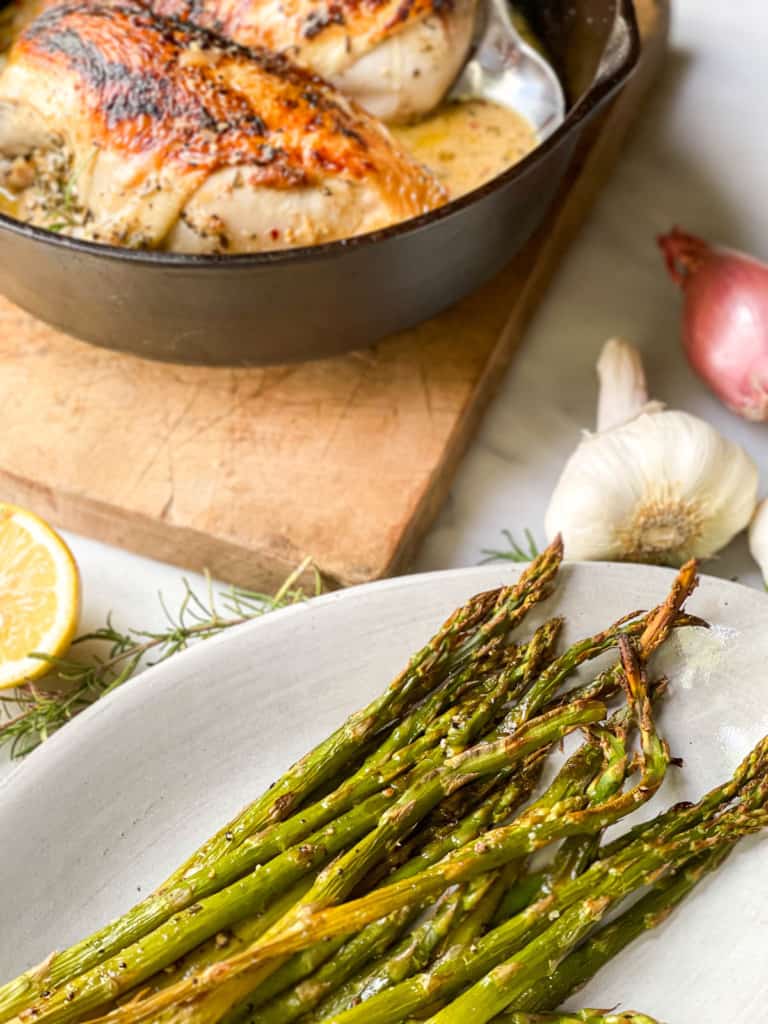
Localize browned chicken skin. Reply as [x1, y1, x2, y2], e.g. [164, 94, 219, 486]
[2, 0, 477, 121]
[148, 0, 478, 121]
[0, 0, 446, 250]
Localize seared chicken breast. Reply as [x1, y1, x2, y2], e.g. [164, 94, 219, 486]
[150, 0, 478, 122]
[2, 0, 478, 122]
[0, 1, 445, 251]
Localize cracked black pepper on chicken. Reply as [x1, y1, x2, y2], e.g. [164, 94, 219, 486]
[0, 0, 537, 254]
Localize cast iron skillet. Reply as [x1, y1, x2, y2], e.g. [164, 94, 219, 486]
[0, 0, 640, 365]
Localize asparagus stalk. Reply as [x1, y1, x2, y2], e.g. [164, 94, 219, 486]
[489, 871, 545, 926]
[508, 558, 698, 733]
[438, 706, 632, 937]
[2, 554, 707, 1024]
[445, 666, 526, 756]
[520, 617, 566, 685]
[307, 863, 519, 1024]
[484, 642, 663, 918]
[550, 564, 700, 714]
[0, 550, 564, 1024]
[172, 540, 564, 877]
[423, 890, 628, 1023]
[298, 806, 763, 1024]
[250, 890, 466, 1024]
[436, 861, 521, 955]
[538, 708, 637, 896]
[221, 649, 663, 995]
[7, 711, 467, 1021]
[244, 577, 692, 1024]
[375, 606, 649, 899]
[422, 810, 764, 1024]
[213, 677, 647, 980]
[222, 691, 553, 1024]
[225, 908, 410, 1024]
[339, 888, 466, 991]
[72, 569, 688, 1024]
[482, 771, 746, 1020]
[135, 878, 314, 996]
[371, 746, 549, 893]
[498, 1012, 661, 1023]
[56, 701, 762, 1024]
[15, 698, 603, 1024]
[282, 658, 655, 1024]
[290, 697, 605, 916]
[194, 701, 605, 1024]
[599, 733, 768, 859]
[446, 619, 563, 753]
[8, 731, 436, 1020]
[0, 644, 522, 1022]
[501, 612, 643, 730]
[364, 633, 558, 890]
[373, 752, 547, 887]
[492, 637, 670, 933]
[9, 788, 397, 1024]
[78, 650, 673, 1024]
[222, 764, 543, 1024]
[488, 717, 629, 928]
[511, 844, 733, 1014]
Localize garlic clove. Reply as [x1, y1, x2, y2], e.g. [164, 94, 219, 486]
[749, 498, 768, 587]
[545, 340, 759, 566]
[596, 337, 652, 431]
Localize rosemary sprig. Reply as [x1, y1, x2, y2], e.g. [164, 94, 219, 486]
[481, 529, 541, 564]
[0, 559, 321, 759]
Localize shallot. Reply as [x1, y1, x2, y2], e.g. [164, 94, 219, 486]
[659, 227, 768, 421]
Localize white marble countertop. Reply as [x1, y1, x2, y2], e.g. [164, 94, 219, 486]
[2, 0, 767, 779]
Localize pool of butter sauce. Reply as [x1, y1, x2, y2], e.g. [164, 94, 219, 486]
[0, 99, 537, 229]
[393, 98, 537, 200]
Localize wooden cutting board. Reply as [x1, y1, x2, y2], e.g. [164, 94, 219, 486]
[0, 1, 668, 590]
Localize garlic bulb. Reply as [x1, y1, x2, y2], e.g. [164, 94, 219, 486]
[748, 499, 768, 585]
[545, 338, 759, 565]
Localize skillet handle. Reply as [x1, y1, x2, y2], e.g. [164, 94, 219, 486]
[572, 0, 641, 115]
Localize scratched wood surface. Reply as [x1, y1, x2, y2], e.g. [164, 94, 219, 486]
[0, 1, 667, 589]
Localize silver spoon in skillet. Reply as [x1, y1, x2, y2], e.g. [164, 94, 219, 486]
[448, 0, 566, 140]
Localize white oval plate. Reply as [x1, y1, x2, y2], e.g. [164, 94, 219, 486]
[1, 563, 767, 1022]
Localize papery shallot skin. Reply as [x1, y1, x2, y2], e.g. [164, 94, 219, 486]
[660, 227, 768, 422]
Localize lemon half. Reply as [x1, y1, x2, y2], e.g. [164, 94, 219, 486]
[0, 503, 80, 689]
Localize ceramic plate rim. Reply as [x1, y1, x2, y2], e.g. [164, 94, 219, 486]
[2, 559, 765, 797]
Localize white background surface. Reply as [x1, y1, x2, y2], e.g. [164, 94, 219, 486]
[2, 0, 768, 779]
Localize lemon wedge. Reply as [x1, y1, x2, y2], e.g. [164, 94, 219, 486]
[0, 503, 80, 689]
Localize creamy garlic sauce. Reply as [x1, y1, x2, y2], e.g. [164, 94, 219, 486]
[393, 99, 537, 200]
[0, 1, 540, 232]
[0, 98, 537, 232]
